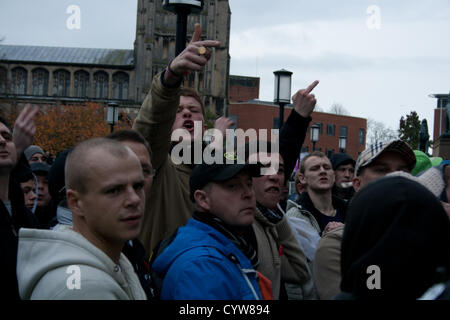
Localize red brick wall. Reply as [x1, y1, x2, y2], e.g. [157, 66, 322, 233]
[228, 76, 259, 102]
[434, 108, 446, 142]
[229, 102, 366, 160]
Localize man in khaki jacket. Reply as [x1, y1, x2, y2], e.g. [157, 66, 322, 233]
[132, 24, 232, 255]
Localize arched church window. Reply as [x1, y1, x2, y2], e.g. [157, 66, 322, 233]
[53, 69, 70, 96]
[11, 67, 27, 95]
[112, 71, 129, 100]
[0, 67, 7, 94]
[74, 70, 89, 97]
[32, 68, 49, 96]
[94, 71, 109, 99]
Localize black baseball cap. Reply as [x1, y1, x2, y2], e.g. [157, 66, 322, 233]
[30, 162, 50, 175]
[189, 161, 262, 202]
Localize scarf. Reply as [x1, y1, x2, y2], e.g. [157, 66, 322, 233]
[256, 203, 284, 224]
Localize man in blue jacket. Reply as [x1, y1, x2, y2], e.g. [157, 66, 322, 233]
[152, 155, 264, 300]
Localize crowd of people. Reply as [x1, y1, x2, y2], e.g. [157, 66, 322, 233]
[2, 24, 450, 300]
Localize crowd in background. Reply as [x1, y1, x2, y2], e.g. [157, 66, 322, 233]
[1, 24, 450, 300]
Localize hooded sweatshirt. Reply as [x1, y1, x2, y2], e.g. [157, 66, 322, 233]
[339, 176, 450, 299]
[17, 226, 147, 300]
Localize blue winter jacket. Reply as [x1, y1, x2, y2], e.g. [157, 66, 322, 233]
[152, 218, 262, 300]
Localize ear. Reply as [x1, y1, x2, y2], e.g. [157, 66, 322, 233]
[295, 182, 303, 195]
[298, 172, 307, 185]
[352, 176, 361, 192]
[66, 189, 84, 218]
[194, 189, 210, 212]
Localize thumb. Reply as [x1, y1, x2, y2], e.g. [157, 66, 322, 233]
[190, 23, 202, 43]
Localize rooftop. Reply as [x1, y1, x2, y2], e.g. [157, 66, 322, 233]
[0, 45, 134, 67]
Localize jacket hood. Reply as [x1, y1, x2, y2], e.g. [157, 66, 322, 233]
[152, 219, 251, 278]
[286, 199, 301, 211]
[341, 176, 450, 299]
[17, 226, 137, 299]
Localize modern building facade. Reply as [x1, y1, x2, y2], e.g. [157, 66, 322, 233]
[228, 75, 367, 160]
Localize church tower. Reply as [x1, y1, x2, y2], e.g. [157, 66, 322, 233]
[134, 0, 231, 115]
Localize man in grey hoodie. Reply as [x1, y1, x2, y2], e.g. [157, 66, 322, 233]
[17, 138, 147, 300]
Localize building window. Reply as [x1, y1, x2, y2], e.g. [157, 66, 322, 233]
[112, 72, 129, 100]
[326, 124, 335, 136]
[74, 70, 90, 97]
[11, 67, 27, 95]
[301, 146, 309, 153]
[359, 128, 365, 146]
[0, 67, 6, 94]
[53, 69, 70, 97]
[340, 125, 348, 137]
[94, 71, 109, 99]
[32, 68, 49, 96]
[314, 122, 323, 135]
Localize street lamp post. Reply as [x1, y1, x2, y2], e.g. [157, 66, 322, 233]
[273, 69, 293, 129]
[107, 102, 119, 133]
[310, 123, 320, 151]
[162, 0, 204, 55]
[339, 135, 347, 153]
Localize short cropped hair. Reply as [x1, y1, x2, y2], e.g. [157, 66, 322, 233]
[106, 129, 152, 158]
[65, 138, 131, 194]
[180, 87, 206, 119]
[298, 151, 328, 174]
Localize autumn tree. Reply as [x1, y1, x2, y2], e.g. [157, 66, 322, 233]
[2, 102, 133, 156]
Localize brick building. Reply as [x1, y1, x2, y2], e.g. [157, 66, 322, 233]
[431, 93, 449, 141]
[228, 75, 367, 160]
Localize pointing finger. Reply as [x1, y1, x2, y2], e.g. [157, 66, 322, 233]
[305, 80, 319, 95]
[190, 23, 202, 43]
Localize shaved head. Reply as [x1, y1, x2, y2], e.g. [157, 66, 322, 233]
[65, 138, 136, 194]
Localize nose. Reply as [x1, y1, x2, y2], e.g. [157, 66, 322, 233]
[181, 108, 192, 118]
[125, 186, 143, 208]
[241, 183, 254, 199]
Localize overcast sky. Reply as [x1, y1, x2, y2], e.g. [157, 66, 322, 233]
[1, 0, 449, 133]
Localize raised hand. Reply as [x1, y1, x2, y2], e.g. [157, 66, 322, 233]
[213, 116, 235, 136]
[292, 80, 319, 118]
[13, 104, 39, 156]
[164, 23, 220, 84]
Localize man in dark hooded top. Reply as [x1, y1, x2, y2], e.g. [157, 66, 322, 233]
[337, 175, 450, 299]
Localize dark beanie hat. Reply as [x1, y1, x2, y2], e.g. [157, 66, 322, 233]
[330, 153, 355, 171]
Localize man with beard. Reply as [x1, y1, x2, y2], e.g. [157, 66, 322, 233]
[132, 24, 233, 255]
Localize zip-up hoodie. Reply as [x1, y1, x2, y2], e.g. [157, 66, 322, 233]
[152, 218, 262, 300]
[17, 226, 147, 300]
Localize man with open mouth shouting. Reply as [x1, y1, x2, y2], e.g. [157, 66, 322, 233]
[132, 23, 234, 256]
